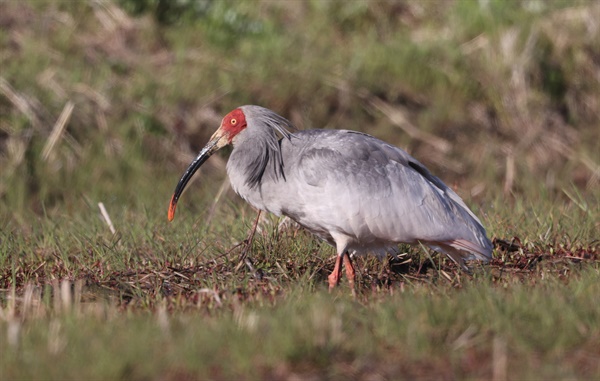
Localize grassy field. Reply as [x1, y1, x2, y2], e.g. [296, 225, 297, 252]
[1, 1, 599, 380]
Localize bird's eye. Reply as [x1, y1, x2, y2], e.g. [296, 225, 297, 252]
[230, 118, 237, 125]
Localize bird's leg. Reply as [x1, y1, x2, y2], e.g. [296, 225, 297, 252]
[328, 251, 356, 292]
[235, 210, 262, 277]
[328, 254, 344, 290]
[343, 252, 356, 289]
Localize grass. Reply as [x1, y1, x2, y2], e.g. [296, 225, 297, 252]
[1, 191, 598, 380]
[1, 269, 599, 380]
[1, 0, 599, 380]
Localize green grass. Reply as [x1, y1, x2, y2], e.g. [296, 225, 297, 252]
[1, 0, 599, 379]
[1, 270, 599, 380]
[1, 190, 598, 379]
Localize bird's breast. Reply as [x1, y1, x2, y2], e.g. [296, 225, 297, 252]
[226, 158, 287, 216]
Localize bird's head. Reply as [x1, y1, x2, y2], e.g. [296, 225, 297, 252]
[215, 107, 248, 144]
[167, 107, 248, 221]
[168, 105, 293, 222]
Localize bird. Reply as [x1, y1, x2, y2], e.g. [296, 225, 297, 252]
[168, 105, 493, 290]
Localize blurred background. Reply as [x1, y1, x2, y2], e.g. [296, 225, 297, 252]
[1, 0, 598, 222]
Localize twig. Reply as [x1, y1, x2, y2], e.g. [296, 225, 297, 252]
[42, 101, 74, 160]
[0, 77, 40, 128]
[275, 261, 290, 280]
[323, 79, 450, 153]
[197, 288, 222, 307]
[367, 96, 452, 153]
[503, 148, 515, 195]
[98, 202, 116, 234]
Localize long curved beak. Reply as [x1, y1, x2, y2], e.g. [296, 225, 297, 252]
[168, 134, 223, 221]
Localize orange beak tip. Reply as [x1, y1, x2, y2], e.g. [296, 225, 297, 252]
[168, 196, 177, 222]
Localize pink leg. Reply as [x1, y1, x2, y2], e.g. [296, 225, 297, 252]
[343, 253, 356, 288]
[328, 254, 344, 290]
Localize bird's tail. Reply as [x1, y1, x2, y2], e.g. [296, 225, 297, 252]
[427, 238, 493, 271]
[436, 188, 494, 270]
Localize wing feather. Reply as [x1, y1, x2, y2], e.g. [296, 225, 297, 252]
[280, 129, 491, 260]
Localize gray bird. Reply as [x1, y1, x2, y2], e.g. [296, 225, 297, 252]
[168, 105, 493, 289]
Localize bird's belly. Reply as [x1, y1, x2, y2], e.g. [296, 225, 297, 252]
[301, 223, 402, 259]
[290, 209, 412, 255]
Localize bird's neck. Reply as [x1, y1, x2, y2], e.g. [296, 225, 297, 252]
[227, 135, 285, 192]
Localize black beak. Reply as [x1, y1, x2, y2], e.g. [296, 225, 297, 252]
[168, 136, 221, 221]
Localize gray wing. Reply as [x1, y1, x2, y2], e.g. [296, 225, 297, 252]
[280, 129, 492, 261]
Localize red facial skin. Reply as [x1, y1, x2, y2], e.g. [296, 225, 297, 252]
[221, 108, 247, 143]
